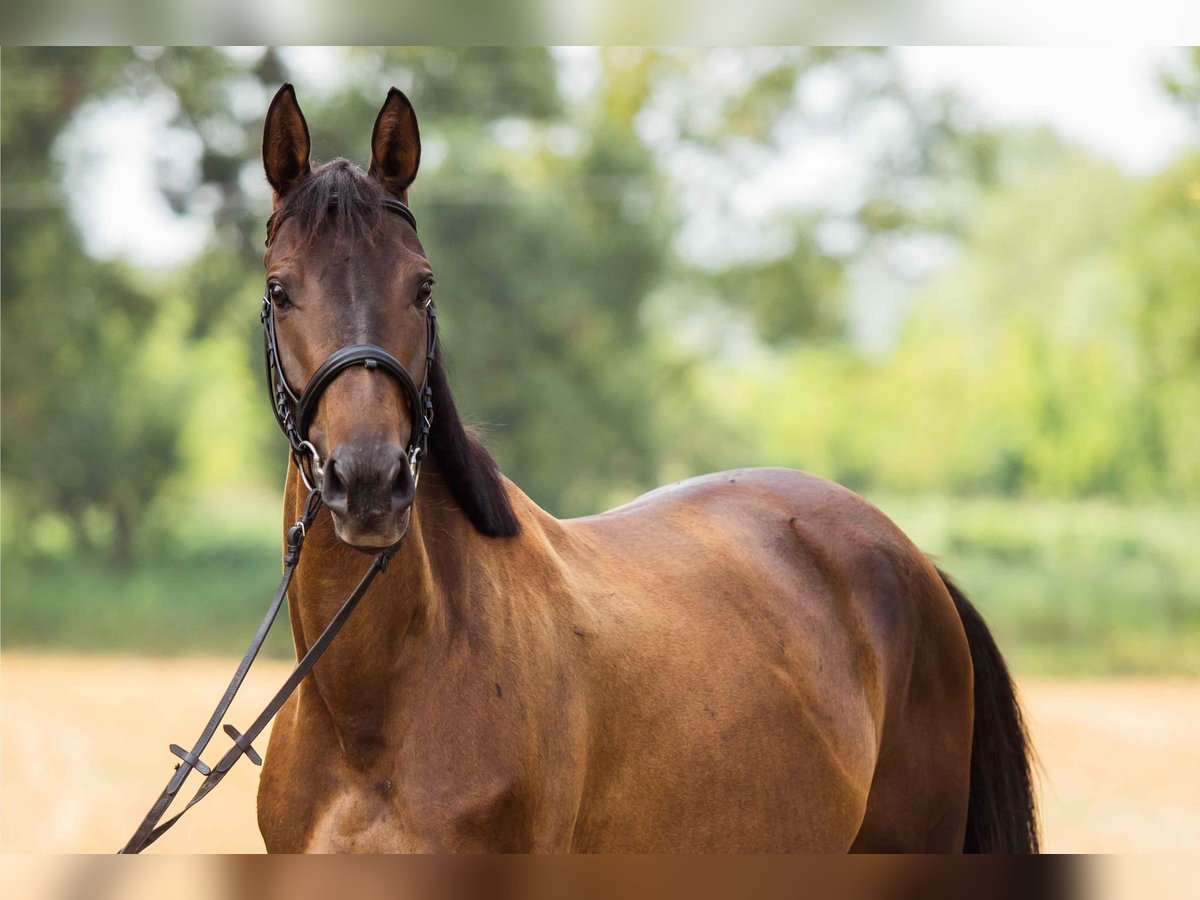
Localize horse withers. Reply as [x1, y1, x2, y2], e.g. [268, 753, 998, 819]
[254, 83, 1038, 853]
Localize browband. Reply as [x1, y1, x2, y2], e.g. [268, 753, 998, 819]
[379, 196, 417, 231]
[265, 192, 417, 246]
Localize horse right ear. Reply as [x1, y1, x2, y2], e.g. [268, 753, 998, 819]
[262, 83, 311, 196]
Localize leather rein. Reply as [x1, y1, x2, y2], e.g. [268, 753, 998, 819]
[118, 196, 433, 854]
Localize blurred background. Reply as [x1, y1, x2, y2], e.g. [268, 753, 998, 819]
[1, 47, 1198, 853]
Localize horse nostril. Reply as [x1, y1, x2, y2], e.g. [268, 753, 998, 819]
[391, 456, 416, 512]
[322, 457, 348, 511]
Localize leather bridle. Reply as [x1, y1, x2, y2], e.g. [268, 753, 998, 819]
[261, 195, 437, 494]
[119, 195, 433, 854]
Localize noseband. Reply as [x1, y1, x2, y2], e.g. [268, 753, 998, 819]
[260, 195, 437, 492]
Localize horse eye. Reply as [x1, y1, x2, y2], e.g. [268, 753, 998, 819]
[268, 282, 291, 308]
[416, 279, 434, 305]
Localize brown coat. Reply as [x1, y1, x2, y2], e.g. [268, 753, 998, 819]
[258, 462, 972, 852]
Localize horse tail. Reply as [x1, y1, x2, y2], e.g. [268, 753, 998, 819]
[938, 567, 1040, 853]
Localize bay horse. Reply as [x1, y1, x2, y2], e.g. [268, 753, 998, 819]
[255, 84, 1038, 853]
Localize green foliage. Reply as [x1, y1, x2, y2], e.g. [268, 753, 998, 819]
[2, 48, 1197, 675]
[705, 233, 845, 343]
[1, 48, 189, 564]
[1159, 47, 1200, 121]
[712, 152, 1200, 501]
[409, 61, 672, 511]
[1121, 155, 1200, 496]
[1, 488, 292, 657]
[873, 494, 1200, 676]
[2, 47, 673, 547]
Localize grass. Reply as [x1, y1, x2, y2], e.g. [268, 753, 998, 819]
[3, 492, 1198, 676]
[1, 487, 296, 659]
[867, 493, 1200, 677]
[1, 533, 296, 659]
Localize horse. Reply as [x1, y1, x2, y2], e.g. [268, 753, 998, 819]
[254, 83, 1038, 853]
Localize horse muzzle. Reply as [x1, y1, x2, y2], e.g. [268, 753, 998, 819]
[319, 440, 415, 549]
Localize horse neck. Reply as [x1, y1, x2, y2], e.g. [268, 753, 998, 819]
[280, 454, 531, 755]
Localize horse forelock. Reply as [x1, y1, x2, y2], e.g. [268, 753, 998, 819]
[266, 159, 385, 249]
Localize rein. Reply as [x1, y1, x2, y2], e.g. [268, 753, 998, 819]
[119, 196, 431, 854]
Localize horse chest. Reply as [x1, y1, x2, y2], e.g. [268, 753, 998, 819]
[291, 760, 545, 853]
[260, 693, 569, 852]
[301, 782, 410, 852]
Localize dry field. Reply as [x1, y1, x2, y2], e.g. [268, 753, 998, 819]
[1, 653, 1197, 853]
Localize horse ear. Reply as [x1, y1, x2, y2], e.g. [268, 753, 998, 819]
[262, 83, 311, 196]
[369, 87, 421, 197]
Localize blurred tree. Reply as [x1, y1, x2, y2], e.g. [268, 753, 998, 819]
[3, 47, 676, 527]
[884, 156, 1151, 496]
[717, 150, 1200, 500]
[1159, 47, 1200, 121]
[1121, 153, 1200, 496]
[7, 46, 1193, 572]
[589, 48, 1046, 349]
[1, 48, 186, 565]
[133, 49, 1055, 516]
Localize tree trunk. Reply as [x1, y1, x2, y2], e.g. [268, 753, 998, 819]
[109, 500, 136, 571]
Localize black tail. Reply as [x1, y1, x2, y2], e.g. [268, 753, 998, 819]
[938, 568, 1040, 853]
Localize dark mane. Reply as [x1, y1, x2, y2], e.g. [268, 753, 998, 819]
[267, 159, 520, 538]
[266, 159, 384, 248]
[427, 346, 521, 538]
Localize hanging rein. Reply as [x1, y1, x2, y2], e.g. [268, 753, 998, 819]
[119, 196, 434, 854]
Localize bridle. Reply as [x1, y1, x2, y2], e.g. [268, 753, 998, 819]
[119, 195, 433, 854]
[261, 194, 437, 495]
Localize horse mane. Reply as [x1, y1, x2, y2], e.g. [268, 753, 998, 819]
[427, 349, 521, 537]
[268, 159, 521, 538]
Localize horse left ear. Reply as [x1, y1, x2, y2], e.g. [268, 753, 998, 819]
[369, 87, 421, 197]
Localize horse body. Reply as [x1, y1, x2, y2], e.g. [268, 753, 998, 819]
[258, 463, 973, 852]
[252, 83, 1036, 853]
